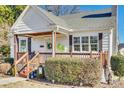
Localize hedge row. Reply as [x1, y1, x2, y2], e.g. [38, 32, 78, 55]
[45, 57, 102, 87]
[111, 54, 124, 78]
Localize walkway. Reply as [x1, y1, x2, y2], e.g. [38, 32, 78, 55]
[0, 77, 26, 85]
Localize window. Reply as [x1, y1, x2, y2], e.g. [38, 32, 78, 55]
[90, 36, 98, 51]
[73, 37, 80, 51]
[20, 40, 27, 52]
[82, 37, 89, 51]
[73, 35, 98, 52]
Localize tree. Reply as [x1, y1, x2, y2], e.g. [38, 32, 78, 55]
[41, 5, 80, 16]
[0, 5, 26, 47]
[0, 5, 26, 26]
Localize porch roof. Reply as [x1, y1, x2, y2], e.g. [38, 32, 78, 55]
[14, 31, 62, 37]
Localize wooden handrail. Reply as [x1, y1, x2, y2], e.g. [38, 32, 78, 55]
[29, 52, 39, 64]
[15, 52, 28, 65]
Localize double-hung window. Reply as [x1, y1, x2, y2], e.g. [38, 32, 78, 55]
[73, 35, 98, 52]
[19, 39, 27, 52]
[90, 36, 98, 51]
[73, 37, 80, 51]
[81, 36, 89, 51]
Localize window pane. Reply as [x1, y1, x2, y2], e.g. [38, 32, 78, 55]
[90, 36, 97, 43]
[91, 44, 97, 51]
[82, 45, 89, 51]
[74, 45, 80, 51]
[20, 40, 26, 52]
[74, 37, 80, 44]
[82, 37, 88, 43]
[21, 40, 26, 46]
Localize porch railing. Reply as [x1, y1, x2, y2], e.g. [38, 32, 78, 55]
[17, 51, 108, 66]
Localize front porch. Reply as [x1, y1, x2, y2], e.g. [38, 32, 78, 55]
[13, 28, 110, 82]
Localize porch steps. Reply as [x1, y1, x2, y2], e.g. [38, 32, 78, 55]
[15, 52, 40, 78]
[19, 67, 33, 78]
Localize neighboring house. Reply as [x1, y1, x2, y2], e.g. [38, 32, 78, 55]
[119, 43, 124, 55]
[9, 5, 118, 60]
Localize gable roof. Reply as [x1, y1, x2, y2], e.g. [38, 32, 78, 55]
[11, 5, 116, 33]
[35, 6, 69, 30]
[37, 6, 115, 31]
[60, 8, 115, 30]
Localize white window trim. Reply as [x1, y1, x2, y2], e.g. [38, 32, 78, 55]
[72, 35, 99, 53]
[72, 37, 81, 53]
[19, 38, 28, 52]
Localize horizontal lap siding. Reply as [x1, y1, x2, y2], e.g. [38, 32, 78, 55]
[71, 31, 110, 52]
[14, 7, 52, 33]
[102, 33, 109, 52]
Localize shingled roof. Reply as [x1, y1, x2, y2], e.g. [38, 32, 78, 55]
[37, 6, 115, 31]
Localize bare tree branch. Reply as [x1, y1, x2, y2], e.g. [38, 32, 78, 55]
[40, 5, 80, 16]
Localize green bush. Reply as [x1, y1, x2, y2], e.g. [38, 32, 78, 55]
[111, 55, 124, 78]
[0, 45, 10, 57]
[45, 57, 101, 87]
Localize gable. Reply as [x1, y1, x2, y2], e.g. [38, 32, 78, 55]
[12, 6, 54, 34]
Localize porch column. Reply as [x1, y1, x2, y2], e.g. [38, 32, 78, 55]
[107, 29, 113, 84]
[14, 35, 19, 76]
[52, 31, 56, 57]
[14, 35, 19, 61]
[108, 29, 113, 67]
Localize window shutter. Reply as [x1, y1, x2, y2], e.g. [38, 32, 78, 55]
[69, 35, 72, 52]
[28, 37, 31, 53]
[16, 36, 19, 52]
[99, 33, 103, 51]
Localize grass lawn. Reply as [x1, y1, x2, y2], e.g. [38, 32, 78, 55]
[0, 80, 72, 88]
[0, 79, 124, 88]
[0, 74, 124, 88]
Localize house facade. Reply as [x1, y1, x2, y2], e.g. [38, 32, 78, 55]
[9, 5, 118, 60]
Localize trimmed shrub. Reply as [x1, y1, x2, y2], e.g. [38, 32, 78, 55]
[0, 63, 11, 74]
[45, 57, 101, 87]
[111, 55, 124, 79]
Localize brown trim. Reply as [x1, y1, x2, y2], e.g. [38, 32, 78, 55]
[28, 37, 31, 53]
[39, 52, 99, 55]
[14, 35, 18, 61]
[15, 31, 61, 36]
[16, 36, 19, 52]
[99, 33, 103, 52]
[69, 35, 73, 52]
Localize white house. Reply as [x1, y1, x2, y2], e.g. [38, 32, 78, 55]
[9, 5, 118, 61]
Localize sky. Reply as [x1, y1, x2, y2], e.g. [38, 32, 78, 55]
[80, 5, 124, 43]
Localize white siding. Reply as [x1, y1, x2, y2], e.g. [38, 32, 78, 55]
[102, 33, 109, 51]
[13, 7, 53, 34]
[20, 35, 69, 53]
[71, 31, 110, 52]
[31, 37, 47, 53]
[13, 31, 111, 55]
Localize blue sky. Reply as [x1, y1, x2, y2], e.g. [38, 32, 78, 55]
[80, 5, 124, 43]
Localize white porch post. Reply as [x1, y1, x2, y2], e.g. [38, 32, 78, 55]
[107, 28, 113, 83]
[108, 28, 113, 67]
[52, 31, 55, 57]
